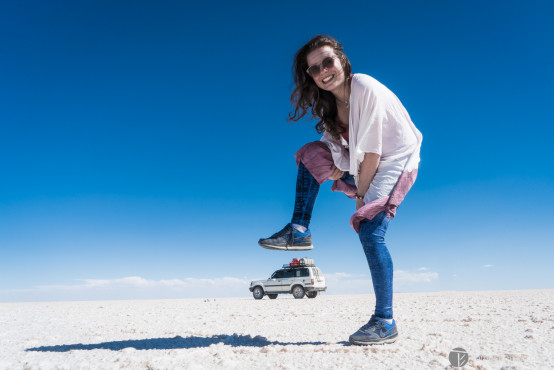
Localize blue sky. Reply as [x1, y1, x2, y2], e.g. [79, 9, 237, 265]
[1, 0, 553, 302]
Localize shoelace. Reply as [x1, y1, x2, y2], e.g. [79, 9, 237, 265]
[271, 224, 292, 238]
[360, 318, 380, 331]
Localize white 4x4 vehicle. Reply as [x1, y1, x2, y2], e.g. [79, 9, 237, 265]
[249, 258, 326, 299]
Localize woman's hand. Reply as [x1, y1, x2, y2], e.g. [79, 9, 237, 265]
[328, 166, 344, 180]
[356, 198, 364, 210]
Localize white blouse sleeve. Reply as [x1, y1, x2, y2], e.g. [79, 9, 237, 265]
[353, 88, 385, 165]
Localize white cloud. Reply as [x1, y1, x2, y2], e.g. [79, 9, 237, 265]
[0, 276, 252, 302]
[1, 269, 441, 303]
[394, 270, 439, 285]
[324, 272, 371, 295]
[324, 269, 439, 295]
[325, 272, 364, 280]
[38, 276, 250, 290]
[418, 267, 428, 271]
[483, 264, 494, 268]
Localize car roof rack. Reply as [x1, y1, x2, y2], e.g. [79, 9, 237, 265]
[282, 264, 316, 268]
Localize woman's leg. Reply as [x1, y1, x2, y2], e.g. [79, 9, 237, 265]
[348, 210, 398, 345]
[258, 160, 319, 250]
[291, 161, 321, 229]
[358, 211, 393, 318]
[258, 141, 348, 251]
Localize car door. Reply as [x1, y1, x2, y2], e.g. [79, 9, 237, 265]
[280, 269, 296, 291]
[292, 268, 311, 288]
[265, 270, 284, 292]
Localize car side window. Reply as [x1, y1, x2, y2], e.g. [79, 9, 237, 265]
[272, 270, 284, 279]
[301, 268, 309, 277]
[283, 270, 295, 278]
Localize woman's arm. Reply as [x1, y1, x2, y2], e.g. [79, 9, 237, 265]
[356, 152, 380, 210]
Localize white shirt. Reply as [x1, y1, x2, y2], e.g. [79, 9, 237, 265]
[321, 73, 422, 203]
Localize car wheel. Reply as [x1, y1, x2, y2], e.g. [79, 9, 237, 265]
[307, 291, 318, 298]
[292, 285, 305, 299]
[252, 286, 264, 300]
[268, 294, 278, 299]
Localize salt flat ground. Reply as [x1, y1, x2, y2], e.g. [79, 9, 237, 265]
[0, 290, 553, 369]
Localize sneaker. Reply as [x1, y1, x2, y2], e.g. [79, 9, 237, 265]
[258, 223, 313, 251]
[349, 315, 398, 345]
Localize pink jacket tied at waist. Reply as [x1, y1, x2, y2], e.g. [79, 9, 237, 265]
[295, 141, 418, 233]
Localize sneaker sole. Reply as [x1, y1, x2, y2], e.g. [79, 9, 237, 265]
[349, 333, 398, 346]
[258, 242, 313, 251]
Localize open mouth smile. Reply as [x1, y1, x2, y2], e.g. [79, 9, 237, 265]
[321, 74, 335, 84]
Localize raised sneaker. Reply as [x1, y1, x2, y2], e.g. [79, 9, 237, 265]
[258, 223, 313, 251]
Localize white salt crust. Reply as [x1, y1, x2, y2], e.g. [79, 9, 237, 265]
[0, 290, 552, 369]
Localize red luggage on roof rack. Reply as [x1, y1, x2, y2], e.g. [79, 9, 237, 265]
[289, 258, 301, 267]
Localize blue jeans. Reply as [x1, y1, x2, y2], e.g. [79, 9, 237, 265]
[291, 162, 320, 228]
[359, 211, 393, 319]
[291, 161, 356, 228]
[291, 161, 394, 318]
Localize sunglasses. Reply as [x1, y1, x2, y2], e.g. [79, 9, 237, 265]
[306, 56, 337, 77]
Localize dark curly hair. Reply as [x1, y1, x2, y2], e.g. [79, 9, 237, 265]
[289, 35, 352, 140]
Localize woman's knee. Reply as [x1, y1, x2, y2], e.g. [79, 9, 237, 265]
[360, 233, 386, 256]
[361, 232, 385, 246]
[295, 141, 334, 165]
[295, 141, 335, 184]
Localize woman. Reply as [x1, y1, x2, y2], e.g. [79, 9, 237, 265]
[258, 35, 422, 345]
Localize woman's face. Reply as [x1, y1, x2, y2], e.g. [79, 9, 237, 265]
[306, 46, 346, 94]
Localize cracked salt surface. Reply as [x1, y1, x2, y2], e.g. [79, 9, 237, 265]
[1, 290, 553, 369]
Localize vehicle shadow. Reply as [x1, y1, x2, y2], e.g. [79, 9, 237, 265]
[26, 334, 337, 352]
